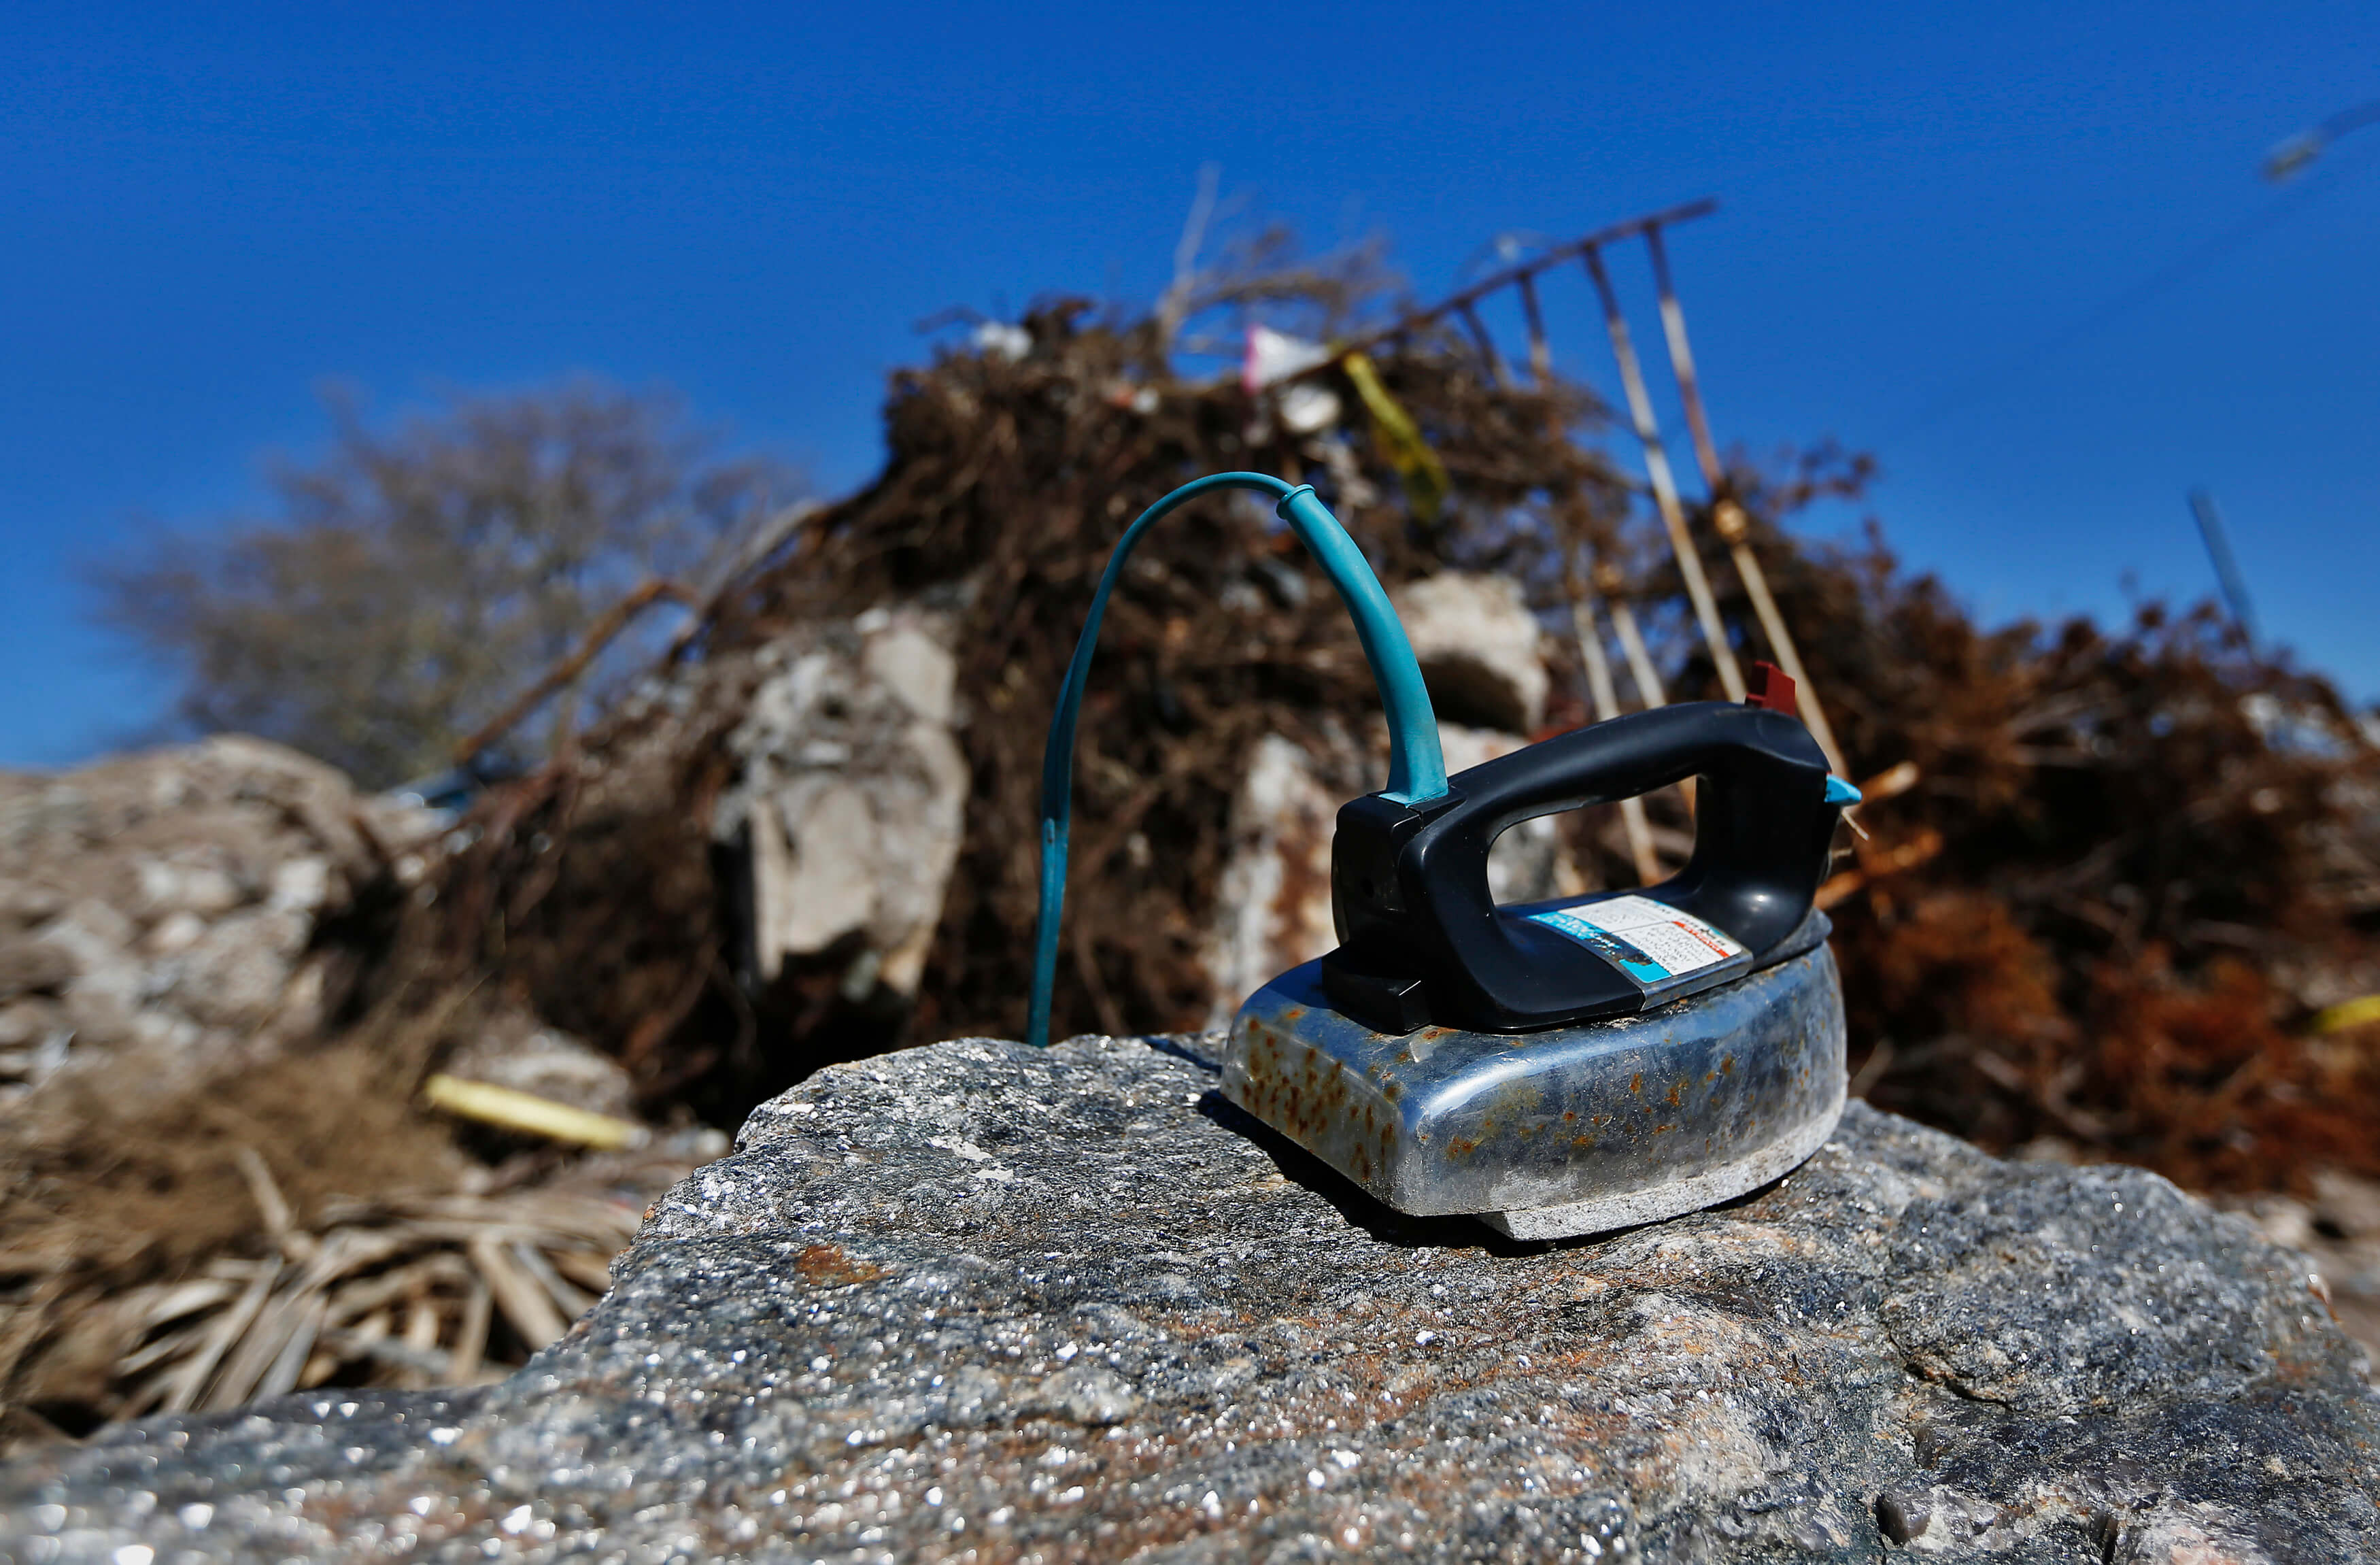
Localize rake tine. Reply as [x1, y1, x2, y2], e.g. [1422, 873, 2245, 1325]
[1514, 272, 1554, 386]
[1581, 244, 1746, 702]
[1644, 224, 1845, 772]
[1595, 562, 1669, 710]
[1454, 302, 1514, 390]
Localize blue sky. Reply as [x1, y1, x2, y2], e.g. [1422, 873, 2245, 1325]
[4, 1, 2375, 767]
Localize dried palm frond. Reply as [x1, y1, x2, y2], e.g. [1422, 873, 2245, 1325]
[1, 1130, 717, 1438]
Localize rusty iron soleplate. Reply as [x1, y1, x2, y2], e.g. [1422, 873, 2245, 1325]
[1222, 935, 1846, 1239]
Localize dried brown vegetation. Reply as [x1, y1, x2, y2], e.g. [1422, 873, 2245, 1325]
[0, 987, 713, 1443]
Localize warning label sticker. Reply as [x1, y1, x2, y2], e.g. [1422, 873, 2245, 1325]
[1523, 894, 1748, 988]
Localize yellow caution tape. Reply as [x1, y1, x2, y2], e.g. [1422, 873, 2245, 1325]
[422, 1073, 649, 1151]
[2311, 995, 2380, 1034]
[1341, 352, 1449, 526]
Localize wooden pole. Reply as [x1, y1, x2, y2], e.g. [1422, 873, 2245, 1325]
[1581, 246, 1746, 702]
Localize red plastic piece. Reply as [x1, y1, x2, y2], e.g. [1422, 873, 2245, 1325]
[1745, 660, 1800, 720]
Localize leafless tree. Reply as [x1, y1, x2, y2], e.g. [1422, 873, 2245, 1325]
[93, 381, 800, 788]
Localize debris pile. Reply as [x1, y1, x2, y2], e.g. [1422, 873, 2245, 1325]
[430, 256, 2380, 1201]
[8, 1109, 708, 1434]
[0, 988, 720, 1443]
[1783, 562, 2380, 1191]
[0, 735, 434, 1104]
[0, 742, 722, 1444]
[428, 286, 1633, 1126]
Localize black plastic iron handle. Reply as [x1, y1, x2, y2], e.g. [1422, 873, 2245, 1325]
[1323, 702, 1842, 1034]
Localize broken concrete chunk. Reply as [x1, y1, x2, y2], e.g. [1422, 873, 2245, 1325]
[166, 907, 311, 1030]
[1392, 571, 1551, 734]
[10, 1032, 2373, 1562]
[1201, 732, 1348, 1026]
[1201, 722, 1585, 1024]
[0, 939, 79, 1004]
[713, 601, 969, 999]
[0, 736, 437, 1098]
[857, 616, 959, 726]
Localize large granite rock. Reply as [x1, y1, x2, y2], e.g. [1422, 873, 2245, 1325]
[4, 1032, 2375, 1563]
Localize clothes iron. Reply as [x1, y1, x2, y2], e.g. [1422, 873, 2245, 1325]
[1226, 699, 1855, 1238]
[1027, 473, 1857, 1239]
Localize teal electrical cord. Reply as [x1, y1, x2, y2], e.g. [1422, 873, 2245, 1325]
[1026, 475, 1445, 1049]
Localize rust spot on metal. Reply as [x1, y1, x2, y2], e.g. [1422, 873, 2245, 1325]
[1721, 1055, 1735, 1075]
[1666, 1079, 1684, 1107]
[1630, 1073, 1644, 1096]
[1446, 1136, 1480, 1160]
[1562, 1110, 1577, 1122]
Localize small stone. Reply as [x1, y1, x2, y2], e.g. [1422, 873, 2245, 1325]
[1875, 1490, 1928, 1545]
[0, 998, 65, 1051]
[1035, 1364, 1140, 1426]
[0, 941, 78, 1003]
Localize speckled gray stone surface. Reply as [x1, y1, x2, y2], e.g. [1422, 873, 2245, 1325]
[3, 1032, 2376, 1563]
